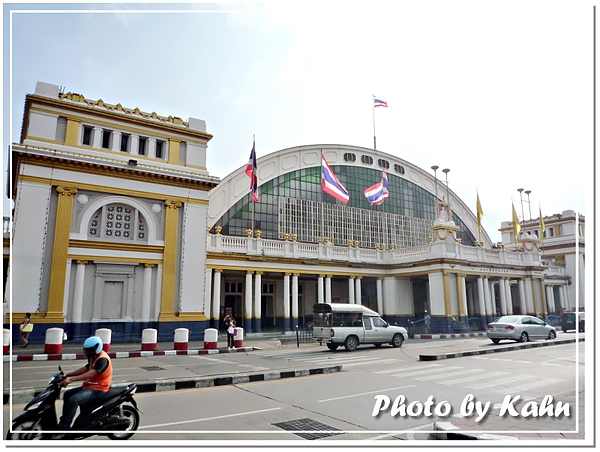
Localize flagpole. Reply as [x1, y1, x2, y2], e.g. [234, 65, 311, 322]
[372, 95, 376, 150]
[476, 188, 481, 245]
[252, 134, 255, 236]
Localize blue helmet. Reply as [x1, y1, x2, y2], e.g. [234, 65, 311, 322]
[83, 336, 103, 357]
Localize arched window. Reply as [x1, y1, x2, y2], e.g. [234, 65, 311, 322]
[88, 203, 147, 242]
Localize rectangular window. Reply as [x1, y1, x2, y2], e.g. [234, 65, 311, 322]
[138, 137, 147, 156]
[179, 141, 187, 164]
[547, 227, 555, 237]
[156, 140, 165, 159]
[82, 126, 93, 146]
[101, 130, 112, 149]
[120, 134, 130, 152]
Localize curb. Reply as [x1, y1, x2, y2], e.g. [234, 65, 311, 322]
[419, 337, 582, 361]
[414, 332, 487, 339]
[3, 365, 343, 406]
[2, 346, 256, 362]
[433, 421, 519, 440]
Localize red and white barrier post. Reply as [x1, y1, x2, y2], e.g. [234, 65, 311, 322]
[44, 328, 64, 354]
[141, 328, 157, 351]
[174, 328, 189, 350]
[203, 328, 218, 349]
[3, 329, 10, 354]
[233, 327, 244, 348]
[95, 328, 112, 352]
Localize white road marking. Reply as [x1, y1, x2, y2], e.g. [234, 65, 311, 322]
[390, 366, 464, 378]
[318, 385, 416, 403]
[374, 363, 444, 374]
[139, 407, 282, 429]
[492, 378, 565, 394]
[413, 368, 479, 381]
[466, 374, 534, 390]
[438, 370, 508, 385]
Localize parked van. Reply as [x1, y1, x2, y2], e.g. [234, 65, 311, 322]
[312, 303, 408, 351]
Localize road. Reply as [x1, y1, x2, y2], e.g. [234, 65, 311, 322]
[4, 337, 584, 442]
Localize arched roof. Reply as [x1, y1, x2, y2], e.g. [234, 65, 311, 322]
[208, 144, 493, 246]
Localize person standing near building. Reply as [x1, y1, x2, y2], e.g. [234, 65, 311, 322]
[424, 311, 431, 334]
[19, 312, 32, 347]
[225, 315, 236, 349]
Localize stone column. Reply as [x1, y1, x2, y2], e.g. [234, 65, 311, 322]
[546, 285, 556, 314]
[130, 135, 139, 155]
[47, 186, 77, 322]
[283, 273, 291, 332]
[325, 275, 332, 304]
[348, 277, 355, 304]
[141, 263, 155, 321]
[504, 278, 514, 315]
[159, 200, 182, 321]
[317, 275, 325, 304]
[72, 260, 88, 324]
[456, 273, 468, 320]
[376, 278, 384, 315]
[525, 277, 535, 314]
[483, 277, 493, 320]
[292, 273, 299, 325]
[355, 276, 362, 305]
[254, 271, 262, 332]
[498, 277, 507, 315]
[477, 276, 486, 329]
[245, 271, 253, 333]
[92, 126, 103, 148]
[147, 137, 157, 159]
[111, 131, 122, 152]
[212, 269, 222, 328]
[204, 268, 213, 328]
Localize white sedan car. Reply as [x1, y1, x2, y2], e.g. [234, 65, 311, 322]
[487, 315, 557, 344]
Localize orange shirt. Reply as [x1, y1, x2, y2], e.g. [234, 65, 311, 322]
[82, 350, 113, 392]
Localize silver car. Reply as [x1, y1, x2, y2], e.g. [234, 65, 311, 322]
[487, 315, 557, 344]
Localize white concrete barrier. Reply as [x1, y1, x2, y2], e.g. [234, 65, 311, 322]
[233, 327, 244, 348]
[174, 328, 189, 350]
[95, 328, 112, 352]
[3, 328, 10, 354]
[141, 328, 157, 351]
[203, 328, 218, 349]
[44, 328, 64, 354]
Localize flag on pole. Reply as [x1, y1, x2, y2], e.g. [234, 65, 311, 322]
[364, 170, 390, 205]
[476, 192, 484, 232]
[539, 207, 546, 241]
[512, 203, 521, 240]
[373, 97, 388, 108]
[245, 138, 258, 202]
[321, 155, 349, 203]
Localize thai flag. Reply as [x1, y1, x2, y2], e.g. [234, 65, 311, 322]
[374, 97, 388, 108]
[245, 139, 258, 202]
[364, 170, 390, 205]
[321, 155, 349, 203]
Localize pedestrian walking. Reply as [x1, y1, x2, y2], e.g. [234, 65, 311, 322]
[424, 311, 431, 334]
[19, 312, 32, 348]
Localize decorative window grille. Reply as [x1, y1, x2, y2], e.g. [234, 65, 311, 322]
[88, 203, 147, 242]
[278, 197, 431, 249]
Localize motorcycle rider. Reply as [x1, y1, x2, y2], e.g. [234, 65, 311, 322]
[56, 336, 113, 432]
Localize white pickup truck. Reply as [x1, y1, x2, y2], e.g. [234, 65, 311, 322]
[312, 303, 407, 351]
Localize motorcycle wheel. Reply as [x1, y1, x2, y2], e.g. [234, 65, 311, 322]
[107, 405, 139, 440]
[6, 418, 44, 440]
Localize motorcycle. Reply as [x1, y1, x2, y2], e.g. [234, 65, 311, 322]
[6, 366, 140, 440]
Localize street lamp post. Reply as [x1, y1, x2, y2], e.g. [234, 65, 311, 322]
[525, 190, 532, 220]
[517, 188, 525, 222]
[442, 168, 450, 203]
[431, 165, 439, 201]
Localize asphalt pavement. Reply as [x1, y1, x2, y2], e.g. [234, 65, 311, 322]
[4, 332, 586, 441]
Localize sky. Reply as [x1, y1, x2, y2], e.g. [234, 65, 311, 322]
[3, 1, 594, 243]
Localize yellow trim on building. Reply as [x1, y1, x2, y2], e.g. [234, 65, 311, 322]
[65, 118, 80, 146]
[19, 175, 209, 205]
[69, 239, 164, 254]
[456, 273, 465, 317]
[68, 254, 163, 265]
[46, 186, 78, 322]
[158, 200, 181, 321]
[168, 139, 180, 165]
[15, 153, 217, 193]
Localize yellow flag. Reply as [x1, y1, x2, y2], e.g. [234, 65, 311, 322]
[539, 207, 546, 241]
[512, 203, 521, 240]
[476, 193, 484, 232]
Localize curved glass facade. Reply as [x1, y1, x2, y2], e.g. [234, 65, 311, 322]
[213, 165, 476, 247]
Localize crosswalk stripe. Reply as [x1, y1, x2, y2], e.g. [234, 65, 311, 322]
[374, 363, 444, 374]
[343, 359, 400, 367]
[492, 378, 565, 394]
[413, 368, 477, 381]
[466, 374, 534, 390]
[438, 370, 508, 385]
[390, 366, 464, 378]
